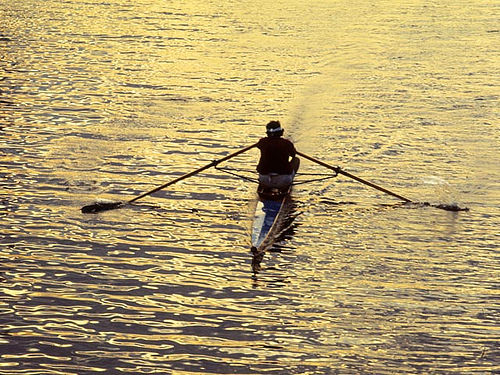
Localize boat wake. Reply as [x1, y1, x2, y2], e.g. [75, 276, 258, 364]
[418, 176, 469, 211]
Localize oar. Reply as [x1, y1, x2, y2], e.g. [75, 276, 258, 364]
[296, 151, 412, 203]
[81, 142, 258, 213]
[296, 151, 469, 211]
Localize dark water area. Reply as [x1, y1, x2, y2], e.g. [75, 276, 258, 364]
[1, 0, 499, 373]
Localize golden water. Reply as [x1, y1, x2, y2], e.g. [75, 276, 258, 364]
[1, 0, 498, 373]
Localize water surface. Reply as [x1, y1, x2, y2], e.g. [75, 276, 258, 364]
[1, 0, 499, 373]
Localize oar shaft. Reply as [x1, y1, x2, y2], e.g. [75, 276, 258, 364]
[296, 151, 340, 173]
[338, 169, 412, 203]
[127, 142, 258, 204]
[296, 151, 412, 203]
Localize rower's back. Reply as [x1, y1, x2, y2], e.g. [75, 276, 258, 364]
[256, 121, 300, 189]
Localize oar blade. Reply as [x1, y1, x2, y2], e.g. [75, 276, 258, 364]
[432, 203, 469, 212]
[409, 202, 469, 212]
[81, 201, 124, 213]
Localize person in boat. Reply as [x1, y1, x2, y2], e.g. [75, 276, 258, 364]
[256, 121, 300, 190]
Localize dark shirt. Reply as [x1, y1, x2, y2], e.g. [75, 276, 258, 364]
[256, 137, 296, 174]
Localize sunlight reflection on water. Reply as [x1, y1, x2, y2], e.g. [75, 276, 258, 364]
[1, 0, 499, 374]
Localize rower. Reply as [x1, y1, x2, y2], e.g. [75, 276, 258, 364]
[256, 121, 300, 190]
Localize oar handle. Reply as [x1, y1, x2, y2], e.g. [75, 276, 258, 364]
[127, 142, 258, 204]
[296, 151, 412, 203]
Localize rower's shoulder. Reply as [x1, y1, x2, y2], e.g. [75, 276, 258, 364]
[281, 137, 296, 150]
[256, 137, 266, 148]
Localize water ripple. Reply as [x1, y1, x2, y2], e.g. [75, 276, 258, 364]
[1, 0, 498, 374]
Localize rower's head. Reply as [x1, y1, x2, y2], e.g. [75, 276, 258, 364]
[266, 121, 284, 137]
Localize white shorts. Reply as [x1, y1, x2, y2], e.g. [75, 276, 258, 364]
[258, 173, 295, 189]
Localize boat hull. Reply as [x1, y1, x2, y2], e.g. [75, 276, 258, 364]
[250, 185, 292, 254]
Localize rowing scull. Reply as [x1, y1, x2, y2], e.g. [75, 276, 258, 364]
[250, 183, 293, 257]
